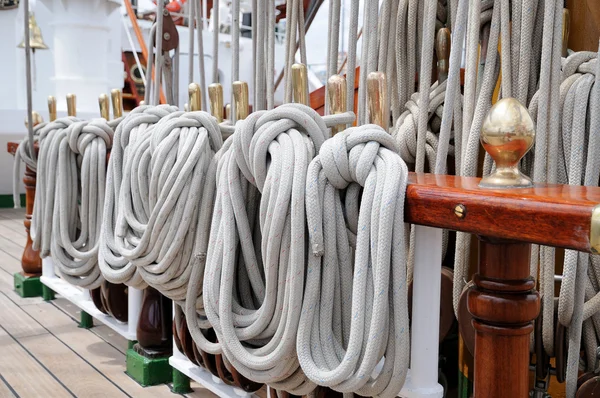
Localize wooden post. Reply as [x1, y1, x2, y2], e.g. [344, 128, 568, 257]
[468, 239, 540, 397]
[21, 164, 41, 275]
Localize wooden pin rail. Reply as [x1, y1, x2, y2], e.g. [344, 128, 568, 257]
[405, 172, 600, 398]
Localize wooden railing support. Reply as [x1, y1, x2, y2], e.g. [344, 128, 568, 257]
[469, 239, 540, 397]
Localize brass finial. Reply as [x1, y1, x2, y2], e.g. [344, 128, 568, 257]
[436, 28, 451, 83]
[232, 81, 249, 121]
[24, 111, 43, 128]
[479, 98, 535, 188]
[47, 96, 56, 122]
[18, 13, 49, 51]
[562, 9, 570, 57]
[208, 83, 224, 122]
[111, 89, 123, 118]
[66, 93, 76, 117]
[188, 83, 202, 111]
[327, 75, 347, 135]
[99, 94, 110, 120]
[367, 72, 389, 130]
[292, 64, 309, 106]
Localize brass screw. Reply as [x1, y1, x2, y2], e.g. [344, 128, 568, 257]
[454, 204, 466, 219]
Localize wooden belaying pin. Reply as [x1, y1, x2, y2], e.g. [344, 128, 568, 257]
[99, 94, 110, 120]
[436, 28, 451, 83]
[208, 83, 224, 122]
[66, 93, 76, 117]
[327, 74, 347, 136]
[24, 111, 43, 128]
[47, 96, 56, 122]
[232, 81, 249, 121]
[111, 89, 123, 119]
[562, 8, 570, 57]
[188, 83, 202, 112]
[292, 63, 309, 106]
[225, 103, 231, 121]
[367, 71, 389, 131]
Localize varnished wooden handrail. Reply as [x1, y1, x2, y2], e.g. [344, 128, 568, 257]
[405, 173, 600, 253]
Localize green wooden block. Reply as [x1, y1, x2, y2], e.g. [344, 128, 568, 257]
[171, 368, 191, 394]
[42, 284, 55, 301]
[79, 310, 93, 329]
[126, 348, 172, 386]
[13, 272, 43, 298]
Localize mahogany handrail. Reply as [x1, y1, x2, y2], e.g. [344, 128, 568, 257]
[405, 172, 600, 397]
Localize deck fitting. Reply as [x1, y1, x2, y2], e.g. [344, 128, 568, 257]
[126, 345, 173, 386]
[13, 272, 43, 298]
[171, 368, 191, 394]
[79, 310, 93, 329]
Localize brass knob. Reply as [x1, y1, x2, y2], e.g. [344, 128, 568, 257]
[188, 83, 202, 111]
[327, 74, 347, 135]
[479, 98, 535, 188]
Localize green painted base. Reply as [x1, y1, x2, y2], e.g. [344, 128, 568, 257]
[42, 285, 55, 301]
[126, 348, 172, 386]
[171, 368, 191, 394]
[458, 369, 473, 398]
[79, 311, 93, 329]
[13, 272, 43, 298]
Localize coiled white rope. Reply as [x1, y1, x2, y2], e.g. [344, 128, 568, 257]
[297, 125, 410, 397]
[99, 105, 178, 289]
[31, 117, 118, 289]
[529, 48, 600, 397]
[186, 104, 353, 395]
[112, 109, 222, 303]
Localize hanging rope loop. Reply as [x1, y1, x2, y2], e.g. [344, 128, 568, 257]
[298, 123, 410, 397]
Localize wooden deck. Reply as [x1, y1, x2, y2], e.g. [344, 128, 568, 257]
[0, 208, 216, 398]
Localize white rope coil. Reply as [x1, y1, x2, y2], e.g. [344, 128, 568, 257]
[99, 105, 179, 289]
[297, 125, 410, 397]
[31, 117, 118, 289]
[187, 104, 354, 395]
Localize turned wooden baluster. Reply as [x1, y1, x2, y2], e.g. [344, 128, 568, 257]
[21, 107, 49, 275]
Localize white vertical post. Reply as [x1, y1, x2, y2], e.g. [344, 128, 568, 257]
[128, 287, 143, 339]
[42, 257, 55, 278]
[403, 225, 444, 398]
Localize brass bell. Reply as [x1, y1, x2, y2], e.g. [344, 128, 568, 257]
[18, 13, 49, 51]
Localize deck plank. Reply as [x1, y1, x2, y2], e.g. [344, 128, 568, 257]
[0, 377, 17, 398]
[0, 327, 72, 398]
[21, 302, 182, 397]
[19, 332, 127, 398]
[0, 292, 47, 338]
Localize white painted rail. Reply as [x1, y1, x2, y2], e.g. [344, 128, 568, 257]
[40, 257, 142, 341]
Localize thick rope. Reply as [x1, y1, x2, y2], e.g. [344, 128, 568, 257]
[31, 117, 119, 289]
[297, 125, 410, 397]
[99, 105, 178, 289]
[12, 121, 47, 209]
[187, 104, 353, 395]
